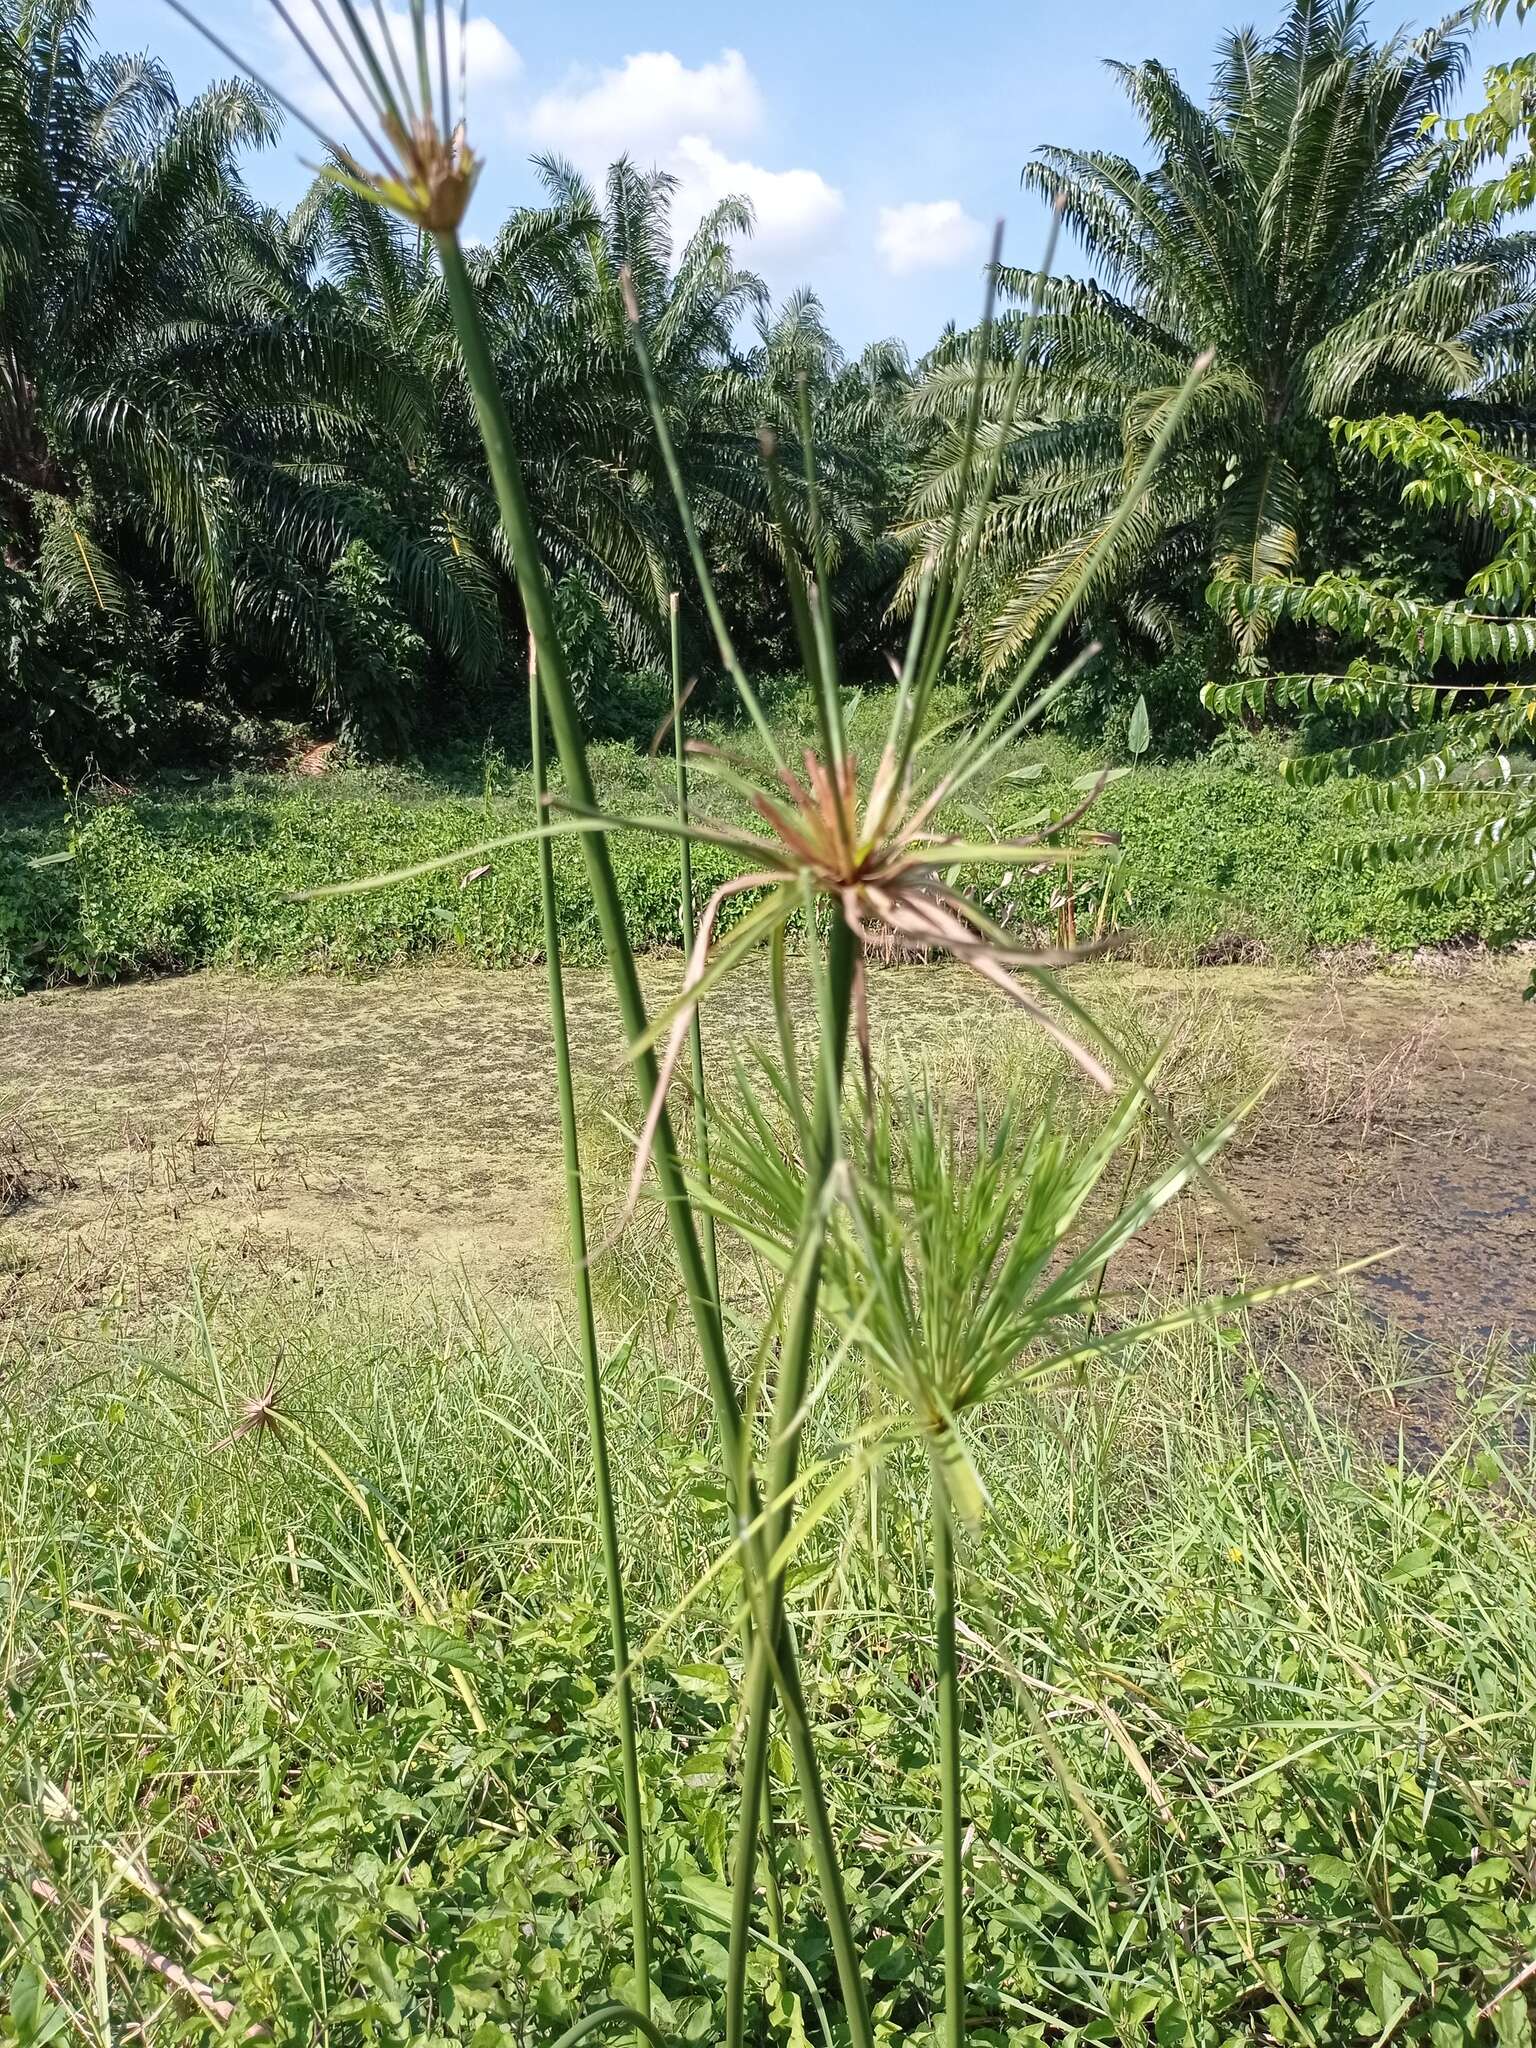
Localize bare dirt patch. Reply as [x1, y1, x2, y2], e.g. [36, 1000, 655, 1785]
[870, 958, 1536, 1350]
[1216, 964, 1536, 1347]
[1, 957, 1531, 1349]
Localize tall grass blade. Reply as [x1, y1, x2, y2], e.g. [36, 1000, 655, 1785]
[671, 593, 719, 1307]
[759, 429, 839, 769]
[620, 275, 786, 772]
[793, 378, 847, 772]
[430, 229, 742, 1497]
[531, 644, 652, 2023]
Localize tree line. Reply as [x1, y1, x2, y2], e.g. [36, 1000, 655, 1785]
[2, 0, 1532, 779]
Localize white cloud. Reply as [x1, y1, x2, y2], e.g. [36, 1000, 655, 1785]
[446, 15, 524, 97]
[262, 0, 522, 134]
[526, 49, 761, 170]
[522, 47, 841, 263]
[670, 136, 843, 252]
[876, 199, 987, 277]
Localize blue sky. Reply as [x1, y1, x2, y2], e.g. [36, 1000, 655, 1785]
[96, 0, 1531, 352]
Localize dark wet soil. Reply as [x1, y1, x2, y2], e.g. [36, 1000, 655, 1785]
[1, 957, 1531, 1352]
[1218, 968, 1535, 1349]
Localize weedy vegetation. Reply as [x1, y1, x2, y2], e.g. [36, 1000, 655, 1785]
[6, 1274, 1536, 2046]
[4, 1, 1536, 2045]
[9, 719, 1534, 995]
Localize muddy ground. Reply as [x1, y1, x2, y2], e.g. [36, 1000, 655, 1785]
[2, 957, 1532, 1354]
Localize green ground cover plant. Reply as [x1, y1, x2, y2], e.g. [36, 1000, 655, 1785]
[7, 729, 1531, 988]
[5, 1274, 1536, 2047]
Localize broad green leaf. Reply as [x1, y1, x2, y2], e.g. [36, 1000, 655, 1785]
[1283, 1928, 1325, 2001]
[1128, 692, 1151, 760]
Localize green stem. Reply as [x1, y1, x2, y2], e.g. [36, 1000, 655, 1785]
[934, 1486, 964, 2048]
[726, 1639, 773, 2048]
[435, 232, 736, 1465]
[671, 592, 719, 1307]
[670, 587, 790, 1976]
[435, 232, 869, 2047]
[731, 1594, 864, 2045]
[761, 1771, 787, 2007]
[531, 647, 652, 2022]
[548, 2006, 671, 2048]
[726, 918, 869, 2048]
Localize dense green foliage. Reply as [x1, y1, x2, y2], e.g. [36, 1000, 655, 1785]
[7, 728, 1532, 990]
[0, 0, 505, 764]
[1447, 0, 1536, 225]
[902, 0, 1536, 676]
[1203, 413, 1536, 971]
[5, 0, 1535, 792]
[7, 1273, 1536, 2046]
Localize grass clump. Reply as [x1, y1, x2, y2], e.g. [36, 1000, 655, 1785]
[5, 1270, 1536, 2044]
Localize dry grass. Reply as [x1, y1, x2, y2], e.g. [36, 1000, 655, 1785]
[1286, 1014, 1452, 1139]
[909, 972, 1275, 1157]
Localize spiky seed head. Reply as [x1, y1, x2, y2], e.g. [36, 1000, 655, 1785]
[330, 116, 480, 232]
[159, 0, 482, 234]
[210, 1363, 289, 1453]
[236, 1377, 286, 1440]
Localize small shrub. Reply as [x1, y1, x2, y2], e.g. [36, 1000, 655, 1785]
[55, 785, 748, 978]
[0, 823, 82, 991]
[324, 541, 428, 759]
[583, 669, 674, 748]
[1046, 643, 1220, 760]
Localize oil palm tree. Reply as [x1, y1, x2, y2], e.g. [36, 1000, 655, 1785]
[720, 287, 917, 669]
[2, 1, 908, 765]
[301, 156, 889, 677]
[0, 0, 498, 756]
[0, 0, 273, 614]
[487, 153, 770, 663]
[903, 0, 1536, 678]
[484, 155, 901, 669]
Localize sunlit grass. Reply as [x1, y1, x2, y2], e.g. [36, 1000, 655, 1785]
[5, 1265, 1536, 2041]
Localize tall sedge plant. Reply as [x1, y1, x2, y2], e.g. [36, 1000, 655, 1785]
[180, 8, 1231, 2041]
[623, 321, 871, 2048]
[530, 644, 651, 2020]
[157, 0, 751, 1491]
[612, 277, 1213, 2048]
[834, 1083, 1237, 2047]
[169, 5, 881, 2033]
[438, 134, 876, 2048]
